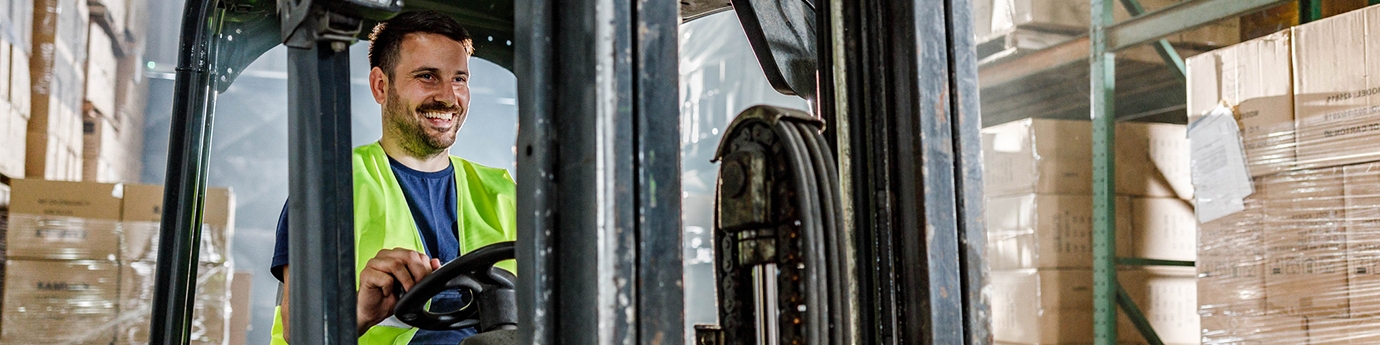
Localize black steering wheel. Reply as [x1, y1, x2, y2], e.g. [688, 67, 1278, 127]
[393, 241, 517, 332]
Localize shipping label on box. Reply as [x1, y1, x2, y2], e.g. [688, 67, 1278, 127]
[1265, 252, 1351, 317]
[1131, 197, 1197, 262]
[1, 259, 119, 344]
[986, 194, 1132, 269]
[1293, 6, 1380, 168]
[1187, 31, 1296, 176]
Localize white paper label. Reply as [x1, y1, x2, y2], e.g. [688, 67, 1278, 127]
[1189, 104, 1255, 223]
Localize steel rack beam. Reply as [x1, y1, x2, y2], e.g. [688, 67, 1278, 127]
[979, 0, 1292, 89]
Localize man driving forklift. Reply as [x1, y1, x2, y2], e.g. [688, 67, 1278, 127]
[268, 10, 518, 344]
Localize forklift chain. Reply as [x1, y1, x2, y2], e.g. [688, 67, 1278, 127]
[704, 105, 852, 345]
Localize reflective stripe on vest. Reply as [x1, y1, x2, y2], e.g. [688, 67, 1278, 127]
[272, 142, 518, 345]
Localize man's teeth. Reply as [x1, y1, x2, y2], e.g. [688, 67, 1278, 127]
[422, 112, 454, 120]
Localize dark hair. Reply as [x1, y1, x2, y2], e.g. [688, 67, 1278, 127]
[368, 10, 474, 78]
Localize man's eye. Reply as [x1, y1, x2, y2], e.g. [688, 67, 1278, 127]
[454, 77, 466, 83]
[419, 74, 435, 80]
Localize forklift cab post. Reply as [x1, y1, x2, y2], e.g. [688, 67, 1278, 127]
[146, 0, 990, 343]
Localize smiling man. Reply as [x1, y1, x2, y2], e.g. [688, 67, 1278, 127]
[269, 10, 518, 345]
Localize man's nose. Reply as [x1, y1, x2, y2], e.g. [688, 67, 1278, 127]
[433, 89, 459, 108]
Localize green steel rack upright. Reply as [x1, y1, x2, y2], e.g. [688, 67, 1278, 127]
[1085, 0, 1300, 344]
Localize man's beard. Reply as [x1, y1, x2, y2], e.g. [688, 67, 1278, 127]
[383, 89, 462, 159]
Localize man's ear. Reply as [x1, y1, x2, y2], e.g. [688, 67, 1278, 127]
[369, 67, 388, 104]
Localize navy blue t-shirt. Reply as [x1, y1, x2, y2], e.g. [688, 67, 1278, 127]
[271, 157, 476, 343]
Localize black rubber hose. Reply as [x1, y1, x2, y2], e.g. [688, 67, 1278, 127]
[777, 121, 826, 345]
[792, 121, 850, 345]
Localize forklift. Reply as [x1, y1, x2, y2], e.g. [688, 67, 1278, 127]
[146, 0, 990, 342]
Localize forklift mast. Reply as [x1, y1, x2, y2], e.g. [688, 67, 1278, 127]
[147, 0, 989, 343]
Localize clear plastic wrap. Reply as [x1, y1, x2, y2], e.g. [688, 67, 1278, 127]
[115, 261, 231, 345]
[4, 213, 122, 261]
[1187, 5, 1380, 344]
[1, 259, 120, 344]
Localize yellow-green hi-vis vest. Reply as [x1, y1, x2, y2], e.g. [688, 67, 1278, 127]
[271, 142, 517, 345]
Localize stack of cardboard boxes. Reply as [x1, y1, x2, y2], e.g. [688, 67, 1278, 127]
[0, 179, 237, 344]
[0, 0, 33, 183]
[983, 118, 1200, 344]
[1189, 4, 1380, 344]
[0, 0, 149, 191]
[82, 0, 148, 183]
[972, 0, 1239, 60]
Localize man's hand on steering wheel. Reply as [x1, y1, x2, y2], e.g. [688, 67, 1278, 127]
[357, 248, 441, 334]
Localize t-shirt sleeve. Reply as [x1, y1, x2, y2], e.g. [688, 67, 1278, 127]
[270, 200, 289, 282]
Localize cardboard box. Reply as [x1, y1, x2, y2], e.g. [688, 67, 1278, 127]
[84, 23, 117, 119]
[1130, 197, 1196, 261]
[83, 114, 130, 182]
[1116, 123, 1193, 200]
[1199, 314, 1308, 344]
[1265, 252, 1350, 317]
[0, 41, 10, 101]
[1344, 162, 1380, 317]
[9, 45, 30, 113]
[1260, 168, 1347, 254]
[974, 0, 1239, 47]
[1345, 162, 1380, 251]
[1198, 254, 1266, 316]
[1185, 31, 1296, 176]
[982, 119, 1093, 197]
[229, 271, 252, 345]
[121, 184, 236, 263]
[117, 261, 232, 344]
[1292, 6, 1380, 168]
[986, 194, 1133, 269]
[1139, 268, 1199, 345]
[1198, 194, 1265, 256]
[0, 99, 26, 178]
[990, 269, 1145, 344]
[26, 0, 89, 181]
[983, 119, 1193, 199]
[6, 179, 122, 260]
[1, 259, 119, 344]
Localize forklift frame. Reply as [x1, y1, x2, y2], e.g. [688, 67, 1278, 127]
[146, 0, 990, 343]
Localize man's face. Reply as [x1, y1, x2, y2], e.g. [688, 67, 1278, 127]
[374, 32, 471, 157]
